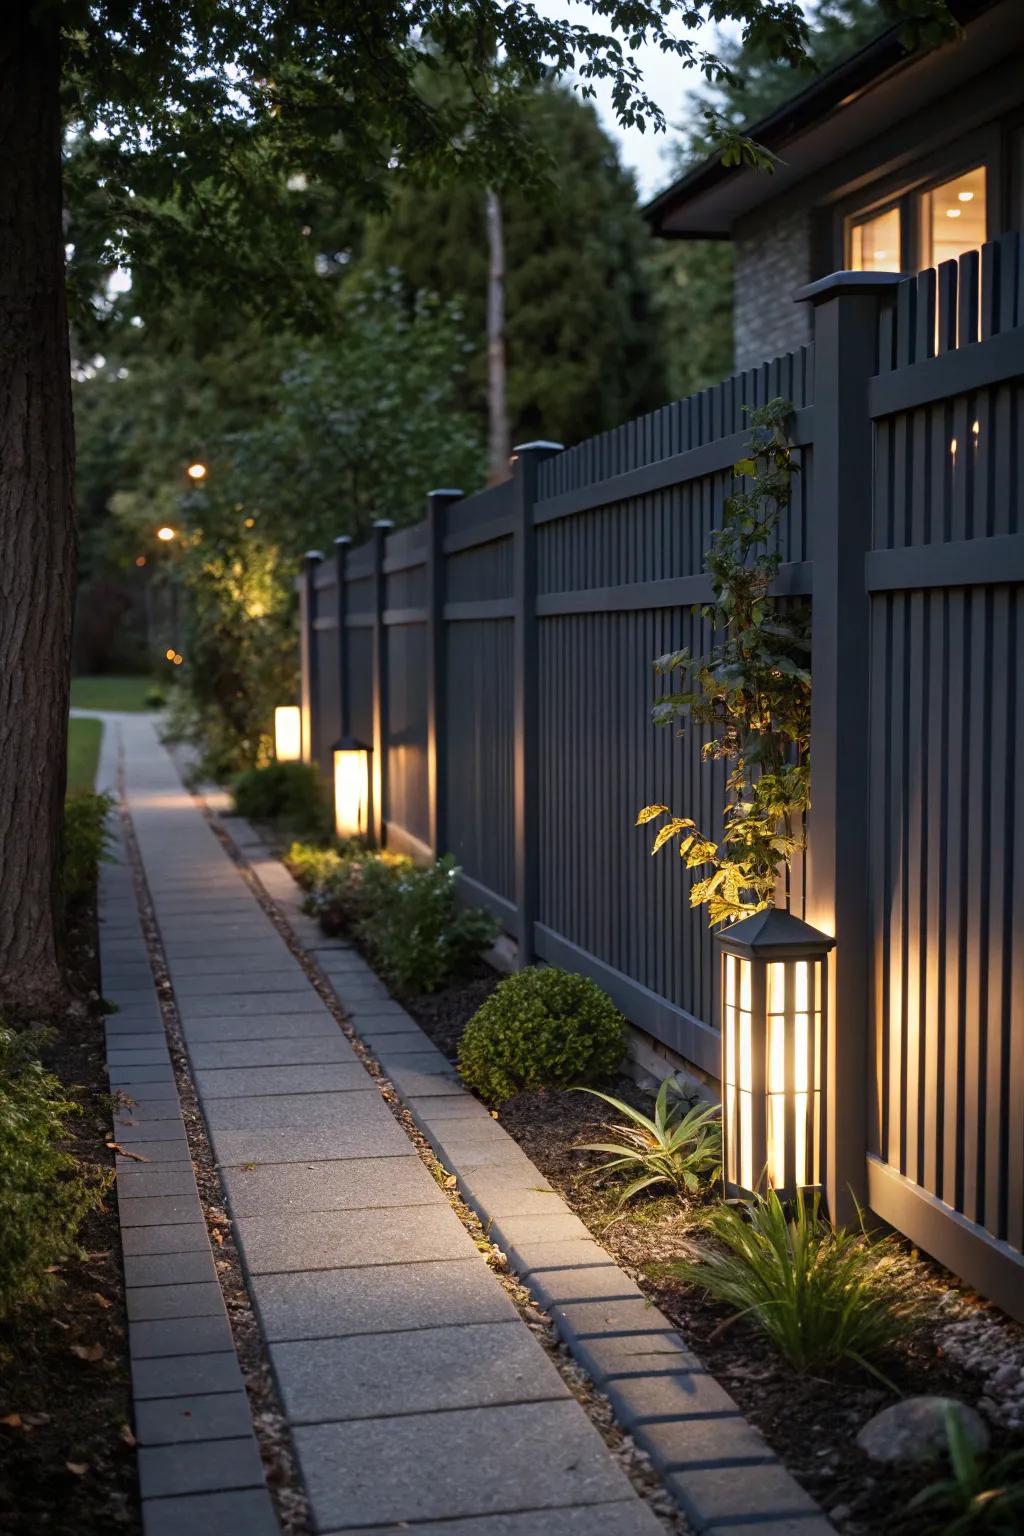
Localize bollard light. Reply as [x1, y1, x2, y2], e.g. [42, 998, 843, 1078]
[274, 705, 302, 763]
[716, 908, 835, 1201]
[332, 737, 370, 841]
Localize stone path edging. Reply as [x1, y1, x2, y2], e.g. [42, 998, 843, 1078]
[225, 811, 836, 1536]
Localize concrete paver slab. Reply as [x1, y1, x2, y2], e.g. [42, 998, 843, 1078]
[220, 1156, 441, 1217]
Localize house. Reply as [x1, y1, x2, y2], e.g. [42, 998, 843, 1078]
[645, 0, 1024, 368]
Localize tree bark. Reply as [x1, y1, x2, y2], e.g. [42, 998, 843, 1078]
[0, 9, 76, 1014]
[485, 187, 510, 485]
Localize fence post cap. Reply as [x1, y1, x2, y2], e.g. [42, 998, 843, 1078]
[333, 534, 352, 548]
[794, 270, 906, 306]
[427, 488, 464, 499]
[302, 549, 324, 564]
[372, 518, 396, 531]
[511, 440, 564, 457]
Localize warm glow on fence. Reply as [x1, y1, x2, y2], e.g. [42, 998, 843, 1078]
[333, 739, 370, 841]
[274, 705, 302, 762]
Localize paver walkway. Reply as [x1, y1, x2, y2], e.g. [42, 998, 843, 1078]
[101, 715, 663, 1535]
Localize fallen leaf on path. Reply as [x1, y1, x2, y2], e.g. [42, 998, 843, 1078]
[69, 1343, 105, 1363]
[119, 1423, 136, 1447]
[107, 1142, 149, 1162]
[66, 1462, 89, 1477]
[1, 1413, 23, 1429]
[210, 1228, 223, 1245]
[90, 1292, 113, 1310]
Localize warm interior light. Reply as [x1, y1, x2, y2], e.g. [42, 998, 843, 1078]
[172, 654, 183, 666]
[165, 648, 175, 661]
[186, 462, 208, 481]
[946, 207, 962, 218]
[333, 740, 370, 842]
[959, 190, 974, 202]
[135, 555, 147, 567]
[156, 526, 176, 542]
[849, 204, 901, 273]
[924, 165, 986, 268]
[274, 705, 302, 762]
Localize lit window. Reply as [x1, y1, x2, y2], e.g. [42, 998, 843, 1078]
[849, 205, 902, 272]
[922, 165, 986, 268]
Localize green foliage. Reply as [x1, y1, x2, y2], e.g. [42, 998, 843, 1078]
[66, 716, 103, 795]
[285, 841, 347, 892]
[63, 792, 114, 905]
[358, 856, 499, 995]
[0, 1027, 109, 1320]
[672, 1190, 916, 1378]
[654, 241, 734, 402]
[364, 85, 666, 445]
[232, 762, 328, 834]
[458, 968, 626, 1106]
[909, 1407, 1024, 1534]
[304, 848, 413, 935]
[638, 398, 810, 925]
[575, 1079, 721, 1204]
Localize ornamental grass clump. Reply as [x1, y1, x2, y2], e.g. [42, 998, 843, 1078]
[0, 1028, 109, 1320]
[458, 967, 626, 1106]
[672, 1189, 916, 1380]
[575, 1077, 721, 1205]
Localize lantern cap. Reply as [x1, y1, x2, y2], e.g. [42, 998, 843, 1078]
[331, 735, 370, 753]
[715, 906, 835, 961]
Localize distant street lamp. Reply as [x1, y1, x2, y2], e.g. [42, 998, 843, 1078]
[156, 525, 177, 542]
[186, 461, 208, 482]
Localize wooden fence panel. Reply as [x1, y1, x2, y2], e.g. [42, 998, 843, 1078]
[866, 236, 1024, 1316]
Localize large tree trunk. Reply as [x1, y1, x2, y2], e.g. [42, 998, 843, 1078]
[0, 9, 75, 1015]
[485, 187, 510, 485]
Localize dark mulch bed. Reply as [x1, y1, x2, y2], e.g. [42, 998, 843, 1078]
[388, 962, 1024, 1536]
[0, 900, 139, 1535]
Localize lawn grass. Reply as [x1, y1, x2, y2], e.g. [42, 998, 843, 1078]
[67, 717, 103, 793]
[70, 674, 156, 712]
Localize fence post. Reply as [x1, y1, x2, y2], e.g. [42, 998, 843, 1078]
[425, 489, 463, 860]
[511, 442, 562, 966]
[333, 535, 351, 740]
[370, 519, 394, 848]
[796, 270, 901, 1226]
[299, 549, 323, 767]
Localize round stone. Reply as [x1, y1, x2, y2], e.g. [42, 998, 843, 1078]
[856, 1396, 989, 1466]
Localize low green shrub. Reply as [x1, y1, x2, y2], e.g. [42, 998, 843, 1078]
[575, 1078, 721, 1204]
[307, 848, 412, 934]
[672, 1189, 917, 1379]
[286, 841, 347, 891]
[458, 967, 626, 1105]
[64, 791, 114, 904]
[232, 761, 328, 834]
[909, 1406, 1024, 1533]
[0, 1027, 109, 1320]
[358, 855, 498, 993]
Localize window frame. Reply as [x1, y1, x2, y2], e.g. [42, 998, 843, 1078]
[836, 124, 1002, 274]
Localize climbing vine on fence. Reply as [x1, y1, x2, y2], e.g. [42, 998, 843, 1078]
[637, 397, 810, 927]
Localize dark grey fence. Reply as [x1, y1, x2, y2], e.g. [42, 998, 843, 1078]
[299, 235, 1024, 1320]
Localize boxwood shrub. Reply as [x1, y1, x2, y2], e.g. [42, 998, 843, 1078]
[458, 966, 626, 1105]
[232, 761, 328, 834]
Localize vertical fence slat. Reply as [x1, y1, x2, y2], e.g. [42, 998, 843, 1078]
[370, 521, 393, 848]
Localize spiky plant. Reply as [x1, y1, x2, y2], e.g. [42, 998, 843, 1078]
[672, 1189, 917, 1379]
[574, 1078, 721, 1205]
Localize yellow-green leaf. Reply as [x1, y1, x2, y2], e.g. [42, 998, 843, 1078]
[635, 804, 669, 826]
[651, 817, 695, 854]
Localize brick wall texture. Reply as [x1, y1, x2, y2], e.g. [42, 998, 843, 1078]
[733, 205, 815, 370]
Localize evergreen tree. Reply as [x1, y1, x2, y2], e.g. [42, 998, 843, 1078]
[362, 86, 668, 446]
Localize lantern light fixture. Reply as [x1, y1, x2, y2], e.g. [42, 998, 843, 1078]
[274, 705, 302, 763]
[715, 908, 835, 1202]
[332, 736, 370, 843]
